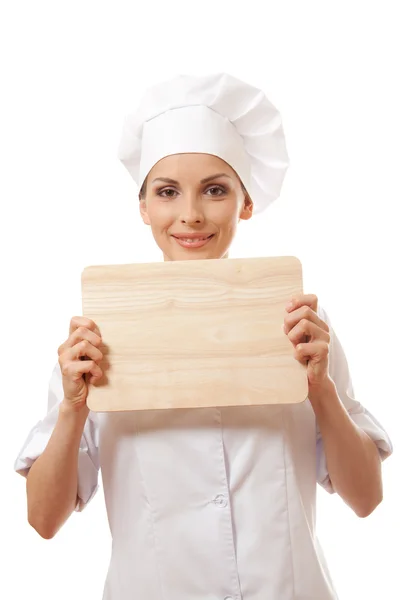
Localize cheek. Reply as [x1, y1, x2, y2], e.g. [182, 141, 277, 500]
[215, 206, 240, 233]
[211, 196, 241, 223]
[146, 202, 171, 229]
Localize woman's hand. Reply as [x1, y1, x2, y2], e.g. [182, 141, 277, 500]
[57, 317, 104, 413]
[283, 294, 332, 389]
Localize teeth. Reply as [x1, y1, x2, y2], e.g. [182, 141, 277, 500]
[180, 237, 208, 242]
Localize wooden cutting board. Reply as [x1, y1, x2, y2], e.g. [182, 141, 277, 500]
[81, 256, 307, 412]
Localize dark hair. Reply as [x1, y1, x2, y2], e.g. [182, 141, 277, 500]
[139, 178, 147, 199]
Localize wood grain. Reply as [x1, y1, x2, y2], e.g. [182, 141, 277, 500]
[81, 256, 308, 412]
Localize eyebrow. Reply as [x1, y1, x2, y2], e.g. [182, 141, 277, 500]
[151, 173, 233, 185]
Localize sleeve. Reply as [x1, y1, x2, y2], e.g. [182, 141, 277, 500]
[316, 305, 393, 493]
[13, 362, 100, 512]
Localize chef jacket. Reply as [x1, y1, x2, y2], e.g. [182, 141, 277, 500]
[14, 305, 393, 599]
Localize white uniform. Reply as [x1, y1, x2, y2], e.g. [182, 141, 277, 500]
[14, 305, 392, 600]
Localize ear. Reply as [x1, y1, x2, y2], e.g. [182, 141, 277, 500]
[139, 197, 151, 226]
[239, 193, 254, 221]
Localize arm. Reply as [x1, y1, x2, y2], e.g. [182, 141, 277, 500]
[26, 402, 89, 539]
[19, 318, 104, 536]
[309, 379, 382, 517]
[284, 294, 392, 517]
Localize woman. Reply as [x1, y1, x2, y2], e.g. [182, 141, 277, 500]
[14, 73, 393, 600]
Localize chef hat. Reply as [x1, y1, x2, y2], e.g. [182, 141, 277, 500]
[118, 73, 289, 213]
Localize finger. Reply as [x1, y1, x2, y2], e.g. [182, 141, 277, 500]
[60, 327, 102, 354]
[60, 324, 102, 356]
[63, 339, 103, 363]
[287, 319, 330, 346]
[61, 359, 103, 381]
[87, 371, 103, 385]
[69, 316, 101, 337]
[294, 340, 329, 361]
[284, 305, 330, 335]
[286, 294, 318, 313]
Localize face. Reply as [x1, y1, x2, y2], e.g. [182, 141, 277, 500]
[139, 153, 253, 261]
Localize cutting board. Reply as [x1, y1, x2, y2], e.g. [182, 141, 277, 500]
[81, 256, 307, 412]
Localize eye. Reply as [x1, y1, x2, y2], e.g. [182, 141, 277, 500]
[205, 185, 227, 197]
[157, 187, 178, 198]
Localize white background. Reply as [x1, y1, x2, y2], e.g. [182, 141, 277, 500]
[1, 1, 399, 598]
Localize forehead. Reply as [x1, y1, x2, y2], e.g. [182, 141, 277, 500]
[148, 153, 240, 183]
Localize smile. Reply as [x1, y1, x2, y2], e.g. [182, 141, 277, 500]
[171, 234, 215, 249]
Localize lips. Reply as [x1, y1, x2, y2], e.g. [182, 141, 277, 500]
[171, 233, 215, 249]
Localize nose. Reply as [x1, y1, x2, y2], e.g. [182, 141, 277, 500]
[179, 196, 205, 225]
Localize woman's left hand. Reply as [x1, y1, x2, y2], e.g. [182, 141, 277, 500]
[283, 294, 332, 389]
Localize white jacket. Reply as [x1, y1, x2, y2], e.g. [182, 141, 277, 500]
[14, 306, 393, 600]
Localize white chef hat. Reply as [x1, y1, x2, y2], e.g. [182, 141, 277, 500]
[118, 73, 289, 213]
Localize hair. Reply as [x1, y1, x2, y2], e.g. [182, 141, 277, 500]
[139, 178, 147, 199]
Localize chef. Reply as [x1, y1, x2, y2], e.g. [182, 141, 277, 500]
[14, 73, 393, 600]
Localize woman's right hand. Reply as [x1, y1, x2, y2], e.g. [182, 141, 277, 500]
[58, 317, 104, 412]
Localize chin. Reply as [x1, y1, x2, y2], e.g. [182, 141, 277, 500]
[166, 250, 220, 261]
